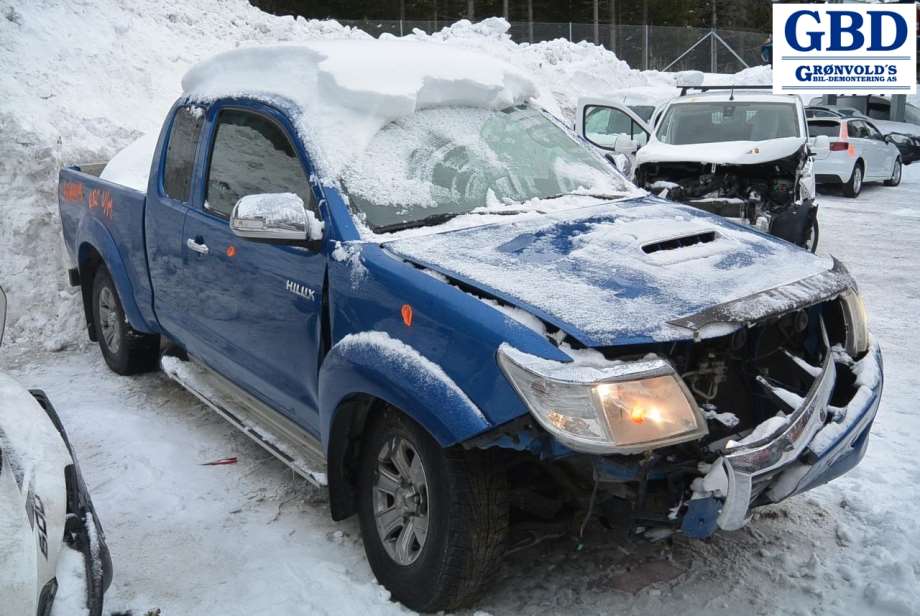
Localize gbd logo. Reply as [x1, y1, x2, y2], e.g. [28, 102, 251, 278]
[784, 9, 908, 52]
[772, 4, 916, 95]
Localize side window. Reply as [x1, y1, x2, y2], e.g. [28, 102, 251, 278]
[163, 106, 205, 202]
[206, 109, 316, 219]
[584, 106, 648, 148]
[849, 121, 867, 139]
[865, 123, 883, 141]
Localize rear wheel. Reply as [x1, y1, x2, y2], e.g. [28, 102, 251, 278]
[92, 268, 159, 375]
[885, 158, 902, 187]
[357, 408, 508, 612]
[842, 162, 863, 197]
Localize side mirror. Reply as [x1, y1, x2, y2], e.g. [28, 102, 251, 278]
[0, 286, 7, 348]
[230, 193, 322, 242]
[613, 135, 639, 154]
[812, 135, 830, 151]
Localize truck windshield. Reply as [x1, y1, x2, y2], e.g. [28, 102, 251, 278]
[342, 105, 632, 233]
[656, 101, 800, 145]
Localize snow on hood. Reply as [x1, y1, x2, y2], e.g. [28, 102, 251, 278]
[384, 198, 837, 346]
[181, 40, 538, 181]
[637, 136, 805, 166]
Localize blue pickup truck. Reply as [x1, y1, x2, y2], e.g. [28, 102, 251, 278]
[58, 43, 883, 612]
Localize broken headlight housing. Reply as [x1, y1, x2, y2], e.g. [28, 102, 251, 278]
[498, 344, 708, 454]
[840, 289, 870, 358]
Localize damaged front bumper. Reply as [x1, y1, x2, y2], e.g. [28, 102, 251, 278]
[681, 338, 883, 539]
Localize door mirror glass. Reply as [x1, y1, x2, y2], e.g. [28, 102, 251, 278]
[230, 193, 322, 242]
[0, 286, 7, 348]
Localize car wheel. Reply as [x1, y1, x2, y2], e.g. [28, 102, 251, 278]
[805, 218, 819, 253]
[92, 268, 159, 375]
[884, 158, 902, 187]
[842, 162, 863, 197]
[357, 408, 508, 612]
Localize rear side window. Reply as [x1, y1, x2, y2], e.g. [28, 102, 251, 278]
[163, 106, 205, 202]
[807, 121, 840, 138]
[206, 109, 315, 219]
[848, 121, 869, 139]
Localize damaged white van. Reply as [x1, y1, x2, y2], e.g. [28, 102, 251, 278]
[578, 88, 820, 250]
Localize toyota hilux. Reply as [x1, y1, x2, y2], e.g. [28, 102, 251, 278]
[57, 42, 882, 612]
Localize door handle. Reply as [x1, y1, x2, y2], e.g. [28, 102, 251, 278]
[186, 237, 209, 256]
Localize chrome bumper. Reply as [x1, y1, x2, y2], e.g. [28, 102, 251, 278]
[700, 336, 882, 533]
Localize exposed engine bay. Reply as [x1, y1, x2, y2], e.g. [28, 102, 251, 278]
[636, 147, 818, 250]
[471, 293, 872, 544]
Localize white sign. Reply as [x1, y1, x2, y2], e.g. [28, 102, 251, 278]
[773, 3, 916, 96]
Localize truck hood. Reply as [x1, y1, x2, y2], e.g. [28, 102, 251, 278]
[384, 198, 850, 347]
[637, 136, 804, 166]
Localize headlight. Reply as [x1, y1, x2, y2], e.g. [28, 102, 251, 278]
[498, 344, 707, 454]
[840, 289, 869, 357]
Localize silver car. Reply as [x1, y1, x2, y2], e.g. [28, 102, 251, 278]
[808, 117, 903, 197]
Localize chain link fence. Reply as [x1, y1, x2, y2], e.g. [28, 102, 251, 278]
[337, 19, 770, 74]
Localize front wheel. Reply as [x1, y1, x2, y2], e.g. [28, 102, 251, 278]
[357, 408, 508, 612]
[885, 158, 902, 187]
[92, 268, 159, 375]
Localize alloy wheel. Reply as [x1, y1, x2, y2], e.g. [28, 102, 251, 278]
[98, 286, 121, 354]
[372, 434, 430, 566]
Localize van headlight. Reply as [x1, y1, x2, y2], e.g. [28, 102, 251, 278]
[498, 344, 707, 454]
[840, 289, 870, 357]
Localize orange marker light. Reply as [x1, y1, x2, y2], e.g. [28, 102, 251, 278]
[401, 304, 413, 327]
[226, 245, 237, 258]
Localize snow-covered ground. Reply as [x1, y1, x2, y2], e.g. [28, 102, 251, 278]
[1, 167, 917, 616]
[2, 1, 920, 614]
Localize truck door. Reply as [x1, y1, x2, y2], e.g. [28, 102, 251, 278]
[575, 98, 653, 179]
[180, 104, 326, 434]
[145, 104, 206, 341]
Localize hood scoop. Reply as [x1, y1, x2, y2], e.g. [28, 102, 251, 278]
[642, 231, 718, 254]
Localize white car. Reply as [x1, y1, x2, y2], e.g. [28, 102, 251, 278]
[577, 89, 820, 250]
[0, 288, 112, 616]
[807, 117, 903, 197]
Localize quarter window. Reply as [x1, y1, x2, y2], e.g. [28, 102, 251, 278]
[206, 109, 316, 219]
[163, 106, 205, 202]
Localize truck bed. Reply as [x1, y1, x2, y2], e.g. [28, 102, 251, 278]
[58, 165, 159, 334]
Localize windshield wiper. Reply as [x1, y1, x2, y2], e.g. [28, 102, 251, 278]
[543, 192, 627, 201]
[374, 208, 538, 234]
[374, 212, 461, 234]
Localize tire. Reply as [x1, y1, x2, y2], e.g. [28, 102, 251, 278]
[884, 158, 902, 187]
[357, 408, 509, 612]
[91, 268, 159, 375]
[806, 218, 819, 253]
[842, 162, 863, 198]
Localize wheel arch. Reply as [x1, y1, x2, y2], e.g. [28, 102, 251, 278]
[320, 334, 493, 521]
[75, 217, 153, 338]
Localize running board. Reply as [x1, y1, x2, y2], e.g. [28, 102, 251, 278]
[161, 355, 327, 486]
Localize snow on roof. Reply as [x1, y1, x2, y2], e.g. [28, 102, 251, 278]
[181, 40, 539, 181]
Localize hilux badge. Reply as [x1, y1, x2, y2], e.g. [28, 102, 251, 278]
[286, 280, 315, 301]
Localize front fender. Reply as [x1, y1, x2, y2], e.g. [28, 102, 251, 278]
[77, 216, 153, 333]
[318, 331, 491, 452]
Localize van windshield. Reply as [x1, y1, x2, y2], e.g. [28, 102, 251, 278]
[656, 101, 800, 145]
[342, 105, 633, 233]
